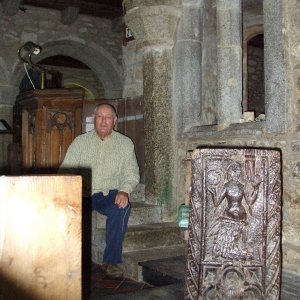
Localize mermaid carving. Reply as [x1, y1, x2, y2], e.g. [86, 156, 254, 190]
[207, 161, 262, 260]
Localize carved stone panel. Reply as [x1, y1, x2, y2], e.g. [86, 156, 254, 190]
[185, 148, 281, 300]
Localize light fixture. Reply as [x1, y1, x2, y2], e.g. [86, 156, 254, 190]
[23, 41, 41, 55]
[18, 41, 42, 64]
[18, 41, 45, 89]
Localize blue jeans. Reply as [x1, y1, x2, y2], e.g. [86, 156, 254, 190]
[92, 190, 131, 264]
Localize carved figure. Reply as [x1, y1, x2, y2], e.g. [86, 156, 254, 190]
[207, 161, 262, 260]
[185, 148, 282, 300]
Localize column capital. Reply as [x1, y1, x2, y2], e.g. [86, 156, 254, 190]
[124, 0, 182, 50]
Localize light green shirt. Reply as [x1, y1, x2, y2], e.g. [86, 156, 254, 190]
[59, 130, 140, 196]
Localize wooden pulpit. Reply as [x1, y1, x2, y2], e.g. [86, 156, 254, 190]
[16, 88, 83, 171]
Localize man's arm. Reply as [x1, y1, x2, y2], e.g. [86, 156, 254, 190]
[119, 143, 140, 195]
[115, 142, 140, 208]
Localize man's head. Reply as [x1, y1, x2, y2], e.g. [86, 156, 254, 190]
[93, 103, 117, 140]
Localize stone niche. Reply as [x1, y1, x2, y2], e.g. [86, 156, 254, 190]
[185, 148, 282, 300]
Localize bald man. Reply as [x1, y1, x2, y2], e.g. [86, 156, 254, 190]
[60, 103, 140, 278]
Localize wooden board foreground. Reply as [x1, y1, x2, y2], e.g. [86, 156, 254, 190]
[0, 175, 82, 300]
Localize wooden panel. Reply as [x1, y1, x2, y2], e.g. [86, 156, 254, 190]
[17, 88, 84, 171]
[0, 175, 82, 300]
[185, 148, 282, 300]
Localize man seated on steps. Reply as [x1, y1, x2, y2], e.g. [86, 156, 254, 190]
[59, 103, 140, 278]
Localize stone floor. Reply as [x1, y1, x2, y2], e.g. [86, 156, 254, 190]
[86, 256, 185, 300]
[86, 256, 300, 300]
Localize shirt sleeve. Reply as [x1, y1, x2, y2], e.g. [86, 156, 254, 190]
[119, 142, 140, 195]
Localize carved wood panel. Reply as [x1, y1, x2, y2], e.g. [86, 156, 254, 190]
[17, 88, 83, 171]
[185, 148, 281, 300]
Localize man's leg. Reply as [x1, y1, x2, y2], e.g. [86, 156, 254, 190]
[92, 190, 131, 264]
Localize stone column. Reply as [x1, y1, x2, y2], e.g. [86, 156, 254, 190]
[174, 0, 204, 133]
[124, 0, 181, 209]
[217, 0, 242, 127]
[263, 0, 286, 133]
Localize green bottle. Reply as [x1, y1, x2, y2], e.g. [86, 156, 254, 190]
[178, 203, 190, 228]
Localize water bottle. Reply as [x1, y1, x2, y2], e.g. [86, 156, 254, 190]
[178, 203, 190, 229]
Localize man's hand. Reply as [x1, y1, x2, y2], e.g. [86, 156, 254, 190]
[115, 191, 129, 208]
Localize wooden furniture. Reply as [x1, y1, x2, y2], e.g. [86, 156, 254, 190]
[16, 89, 83, 172]
[185, 148, 282, 299]
[0, 175, 82, 300]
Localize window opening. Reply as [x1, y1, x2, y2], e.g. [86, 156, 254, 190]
[246, 34, 265, 118]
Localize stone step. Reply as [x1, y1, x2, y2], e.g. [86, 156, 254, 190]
[139, 255, 185, 285]
[122, 245, 186, 280]
[98, 282, 184, 300]
[93, 201, 162, 228]
[93, 222, 184, 253]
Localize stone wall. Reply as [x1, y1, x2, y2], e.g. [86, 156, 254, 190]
[177, 123, 299, 274]
[0, 4, 122, 109]
[281, 0, 300, 277]
[174, 0, 300, 280]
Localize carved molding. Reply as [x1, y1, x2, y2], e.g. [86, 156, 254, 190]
[124, 0, 181, 50]
[47, 111, 73, 133]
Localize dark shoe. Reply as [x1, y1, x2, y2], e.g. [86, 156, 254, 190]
[102, 263, 124, 278]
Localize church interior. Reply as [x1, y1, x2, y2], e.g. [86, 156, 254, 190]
[0, 0, 299, 299]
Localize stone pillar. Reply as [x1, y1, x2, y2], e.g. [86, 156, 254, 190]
[174, 0, 204, 133]
[124, 0, 181, 208]
[263, 0, 286, 133]
[217, 0, 242, 127]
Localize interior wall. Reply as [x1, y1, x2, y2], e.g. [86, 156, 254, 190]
[174, 0, 300, 281]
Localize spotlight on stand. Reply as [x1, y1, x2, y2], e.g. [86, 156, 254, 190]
[18, 41, 45, 89]
[23, 41, 42, 55]
[18, 41, 42, 63]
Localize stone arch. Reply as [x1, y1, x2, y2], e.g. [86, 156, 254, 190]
[244, 25, 263, 43]
[9, 39, 123, 105]
[63, 77, 102, 100]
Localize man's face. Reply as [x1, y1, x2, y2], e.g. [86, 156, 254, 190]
[93, 105, 117, 139]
